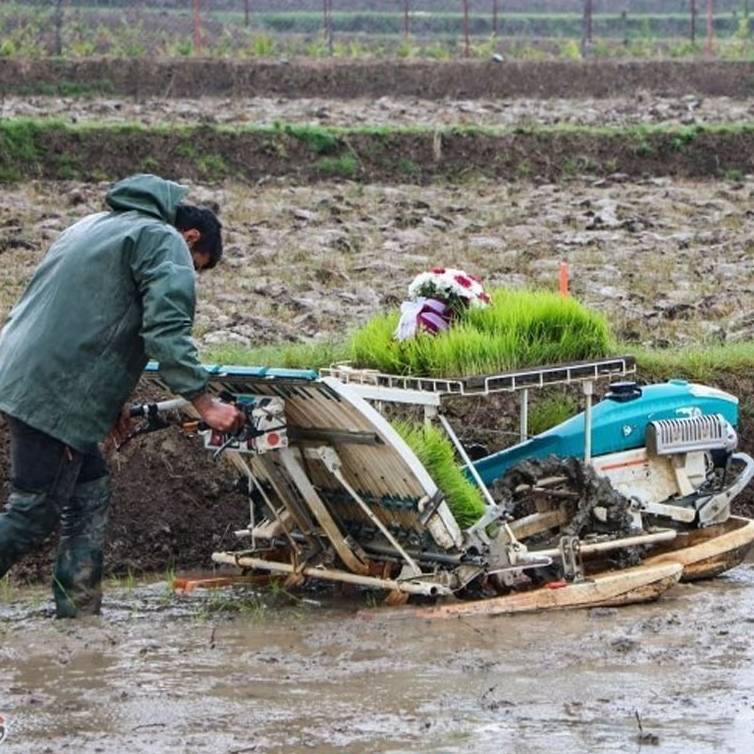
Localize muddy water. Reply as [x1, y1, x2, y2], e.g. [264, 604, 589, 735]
[2, 566, 754, 754]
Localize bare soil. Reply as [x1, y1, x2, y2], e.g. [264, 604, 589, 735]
[1, 178, 751, 351]
[5, 93, 752, 129]
[5, 58, 754, 99]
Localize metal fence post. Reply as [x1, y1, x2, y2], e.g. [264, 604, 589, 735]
[463, 0, 470, 57]
[244, 0, 250, 28]
[492, 0, 499, 36]
[581, 0, 593, 56]
[691, 0, 697, 43]
[404, 0, 410, 38]
[193, 0, 202, 55]
[706, 0, 714, 53]
[54, 0, 65, 56]
[323, 0, 333, 54]
[328, 0, 333, 54]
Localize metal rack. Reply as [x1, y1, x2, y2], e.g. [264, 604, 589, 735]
[321, 356, 636, 402]
[323, 356, 637, 463]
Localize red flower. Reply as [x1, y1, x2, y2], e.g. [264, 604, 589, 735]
[478, 292, 491, 303]
[432, 266, 446, 274]
[455, 274, 473, 288]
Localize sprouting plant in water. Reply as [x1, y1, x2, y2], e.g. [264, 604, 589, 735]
[0, 574, 15, 603]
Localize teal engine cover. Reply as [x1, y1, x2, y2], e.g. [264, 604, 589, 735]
[471, 380, 739, 486]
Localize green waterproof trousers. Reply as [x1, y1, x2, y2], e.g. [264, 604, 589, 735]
[0, 415, 111, 617]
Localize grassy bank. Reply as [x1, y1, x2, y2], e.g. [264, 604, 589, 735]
[3, 118, 754, 183]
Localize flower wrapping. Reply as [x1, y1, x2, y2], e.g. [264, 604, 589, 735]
[395, 297, 451, 341]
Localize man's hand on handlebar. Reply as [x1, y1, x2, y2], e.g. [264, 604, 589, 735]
[192, 393, 245, 434]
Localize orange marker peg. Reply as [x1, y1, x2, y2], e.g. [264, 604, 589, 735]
[559, 261, 569, 298]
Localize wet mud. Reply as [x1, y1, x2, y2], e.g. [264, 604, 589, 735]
[2, 93, 750, 129]
[2, 564, 754, 753]
[1, 178, 753, 350]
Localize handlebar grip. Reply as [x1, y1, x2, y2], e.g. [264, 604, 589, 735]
[129, 398, 190, 419]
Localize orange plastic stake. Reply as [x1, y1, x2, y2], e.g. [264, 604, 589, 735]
[559, 261, 569, 298]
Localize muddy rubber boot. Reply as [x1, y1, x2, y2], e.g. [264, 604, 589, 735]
[52, 476, 111, 619]
[0, 489, 60, 578]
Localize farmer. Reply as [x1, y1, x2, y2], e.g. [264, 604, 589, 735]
[0, 173, 244, 618]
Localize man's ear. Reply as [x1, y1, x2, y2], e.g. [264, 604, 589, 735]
[181, 228, 201, 247]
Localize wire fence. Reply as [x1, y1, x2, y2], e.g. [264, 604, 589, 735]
[2, 1, 749, 58]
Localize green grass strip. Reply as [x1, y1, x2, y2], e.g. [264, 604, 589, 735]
[201, 340, 349, 371]
[5, 116, 754, 142]
[632, 341, 754, 382]
[393, 420, 486, 529]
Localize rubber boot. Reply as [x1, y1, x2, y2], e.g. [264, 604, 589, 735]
[0, 489, 60, 579]
[52, 476, 112, 618]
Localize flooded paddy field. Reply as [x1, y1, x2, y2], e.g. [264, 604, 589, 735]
[2, 564, 754, 754]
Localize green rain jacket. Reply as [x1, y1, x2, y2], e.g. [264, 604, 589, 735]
[0, 174, 210, 453]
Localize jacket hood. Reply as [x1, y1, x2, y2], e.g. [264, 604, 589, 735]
[105, 174, 189, 224]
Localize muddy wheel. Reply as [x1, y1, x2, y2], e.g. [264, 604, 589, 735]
[495, 457, 635, 546]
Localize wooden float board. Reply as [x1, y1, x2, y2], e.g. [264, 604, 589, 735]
[644, 516, 754, 581]
[360, 562, 684, 620]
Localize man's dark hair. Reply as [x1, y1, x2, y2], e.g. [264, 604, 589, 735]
[174, 204, 223, 268]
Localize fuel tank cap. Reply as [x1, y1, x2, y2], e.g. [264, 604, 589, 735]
[605, 381, 643, 402]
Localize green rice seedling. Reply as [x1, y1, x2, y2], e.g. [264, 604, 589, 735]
[164, 566, 177, 595]
[0, 574, 14, 603]
[394, 421, 486, 528]
[125, 568, 136, 591]
[349, 288, 611, 377]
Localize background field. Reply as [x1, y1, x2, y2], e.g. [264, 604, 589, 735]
[4, 0, 754, 59]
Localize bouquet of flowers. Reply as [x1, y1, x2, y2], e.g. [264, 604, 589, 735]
[395, 267, 490, 341]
